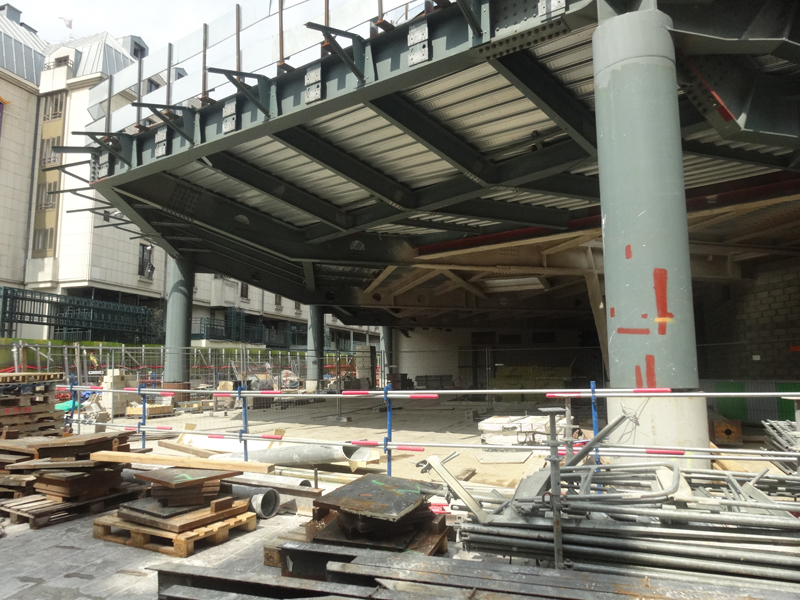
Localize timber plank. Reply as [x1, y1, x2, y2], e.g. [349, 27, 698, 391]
[90, 451, 274, 474]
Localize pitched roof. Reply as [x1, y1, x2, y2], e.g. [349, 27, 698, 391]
[45, 32, 135, 78]
[0, 13, 46, 84]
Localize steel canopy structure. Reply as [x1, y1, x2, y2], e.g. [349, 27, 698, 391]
[72, 0, 800, 336]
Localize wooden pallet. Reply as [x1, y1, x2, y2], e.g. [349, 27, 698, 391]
[93, 511, 257, 557]
[0, 482, 147, 528]
[0, 391, 57, 407]
[0, 413, 65, 431]
[0, 373, 63, 384]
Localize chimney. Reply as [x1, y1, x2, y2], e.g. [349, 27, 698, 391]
[0, 4, 22, 24]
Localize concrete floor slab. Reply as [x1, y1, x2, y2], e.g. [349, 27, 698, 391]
[0, 514, 304, 599]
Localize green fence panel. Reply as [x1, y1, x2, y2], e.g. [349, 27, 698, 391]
[715, 381, 748, 420]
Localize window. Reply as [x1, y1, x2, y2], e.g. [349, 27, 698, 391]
[40, 136, 61, 165]
[32, 228, 53, 251]
[54, 56, 70, 68]
[103, 210, 110, 222]
[147, 78, 159, 94]
[132, 43, 146, 59]
[294, 301, 301, 312]
[138, 244, 153, 277]
[240, 282, 248, 299]
[43, 92, 65, 121]
[274, 295, 282, 308]
[36, 181, 58, 211]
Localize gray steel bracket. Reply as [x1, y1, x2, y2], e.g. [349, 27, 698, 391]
[207, 67, 271, 118]
[306, 22, 366, 86]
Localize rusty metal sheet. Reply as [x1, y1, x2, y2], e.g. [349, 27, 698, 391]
[133, 467, 242, 489]
[313, 475, 432, 521]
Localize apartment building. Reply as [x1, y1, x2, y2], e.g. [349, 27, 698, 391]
[0, 4, 46, 293]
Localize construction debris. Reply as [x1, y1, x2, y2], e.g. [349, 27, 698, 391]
[764, 420, 800, 474]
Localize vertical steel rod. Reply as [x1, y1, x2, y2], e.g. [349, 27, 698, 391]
[385, 383, 393, 476]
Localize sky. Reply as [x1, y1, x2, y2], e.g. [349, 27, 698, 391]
[13, 0, 238, 51]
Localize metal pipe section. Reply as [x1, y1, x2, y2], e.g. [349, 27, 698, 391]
[163, 256, 194, 385]
[460, 532, 800, 582]
[306, 305, 325, 392]
[228, 485, 281, 519]
[210, 443, 373, 466]
[565, 414, 627, 467]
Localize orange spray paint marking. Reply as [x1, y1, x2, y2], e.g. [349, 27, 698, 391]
[617, 327, 650, 335]
[641, 313, 648, 319]
[625, 245, 632, 259]
[653, 268, 673, 335]
[610, 308, 615, 317]
[635, 365, 644, 388]
[645, 355, 657, 388]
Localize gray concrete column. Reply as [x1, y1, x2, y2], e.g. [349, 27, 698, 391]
[306, 305, 325, 391]
[380, 326, 394, 386]
[593, 9, 709, 456]
[163, 256, 194, 384]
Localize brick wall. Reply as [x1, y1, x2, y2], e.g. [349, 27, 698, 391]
[696, 257, 800, 380]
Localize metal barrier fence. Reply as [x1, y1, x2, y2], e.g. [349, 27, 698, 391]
[6, 340, 800, 428]
[1, 342, 383, 431]
[63, 384, 800, 478]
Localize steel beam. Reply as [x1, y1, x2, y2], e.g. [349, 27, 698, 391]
[114, 175, 415, 265]
[205, 152, 351, 230]
[491, 52, 597, 156]
[307, 140, 590, 242]
[367, 94, 498, 183]
[435, 200, 570, 229]
[273, 127, 416, 210]
[682, 140, 800, 173]
[91, 2, 596, 189]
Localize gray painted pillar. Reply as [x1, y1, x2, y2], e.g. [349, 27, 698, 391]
[380, 326, 394, 386]
[593, 9, 709, 458]
[306, 305, 325, 391]
[163, 256, 194, 384]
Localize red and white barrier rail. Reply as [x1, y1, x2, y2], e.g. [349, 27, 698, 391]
[59, 384, 800, 400]
[66, 419, 800, 462]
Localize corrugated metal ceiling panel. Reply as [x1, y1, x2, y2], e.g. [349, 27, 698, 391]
[170, 161, 320, 227]
[305, 104, 459, 188]
[228, 136, 378, 211]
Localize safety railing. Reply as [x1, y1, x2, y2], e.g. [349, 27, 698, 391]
[61, 383, 800, 476]
[87, 0, 432, 135]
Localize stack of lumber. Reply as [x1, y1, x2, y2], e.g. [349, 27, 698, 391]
[94, 466, 257, 557]
[0, 432, 147, 528]
[0, 372, 65, 438]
